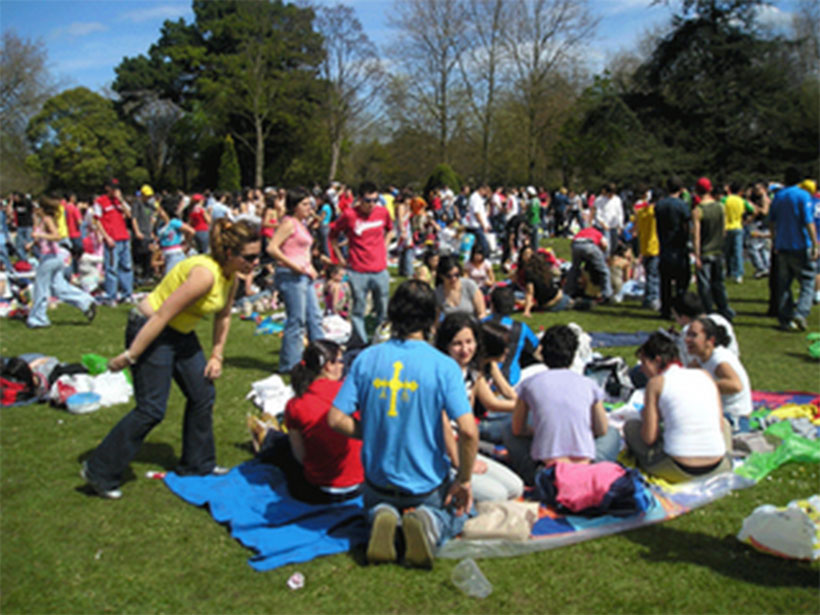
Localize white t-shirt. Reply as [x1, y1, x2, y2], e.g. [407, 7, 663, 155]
[595, 195, 624, 230]
[660, 365, 727, 457]
[695, 346, 753, 418]
[466, 191, 488, 229]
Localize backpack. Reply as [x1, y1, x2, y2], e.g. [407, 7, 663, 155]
[0, 357, 36, 405]
[583, 356, 633, 401]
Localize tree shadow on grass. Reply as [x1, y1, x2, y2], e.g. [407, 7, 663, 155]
[224, 356, 275, 373]
[624, 524, 817, 587]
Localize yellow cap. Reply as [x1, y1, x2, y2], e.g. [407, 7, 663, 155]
[140, 184, 154, 197]
[799, 179, 817, 195]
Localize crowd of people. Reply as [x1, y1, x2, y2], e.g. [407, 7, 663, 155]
[3, 167, 818, 568]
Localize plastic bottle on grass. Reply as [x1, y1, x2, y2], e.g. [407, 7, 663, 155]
[451, 558, 492, 598]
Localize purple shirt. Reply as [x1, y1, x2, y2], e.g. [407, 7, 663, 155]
[519, 369, 603, 462]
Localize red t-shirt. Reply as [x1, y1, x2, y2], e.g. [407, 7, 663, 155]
[93, 195, 130, 241]
[64, 202, 82, 239]
[331, 205, 393, 273]
[188, 205, 209, 232]
[284, 379, 363, 488]
[338, 192, 353, 212]
[574, 226, 604, 247]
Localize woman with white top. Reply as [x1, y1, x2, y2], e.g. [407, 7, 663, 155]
[685, 316, 752, 427]
[624, 333, 731, 483]
[268, 187, 324, 373]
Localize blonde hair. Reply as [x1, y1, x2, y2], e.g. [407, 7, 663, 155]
[210, 219, 260, 266]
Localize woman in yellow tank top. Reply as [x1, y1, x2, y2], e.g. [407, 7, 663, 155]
[81, 219, 261, 499]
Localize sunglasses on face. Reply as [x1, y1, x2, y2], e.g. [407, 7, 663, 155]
[362, 197, 379, 203]
[240, 253, 259, 263]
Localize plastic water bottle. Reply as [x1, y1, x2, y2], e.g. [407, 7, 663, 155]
[451, 558, 492, 598]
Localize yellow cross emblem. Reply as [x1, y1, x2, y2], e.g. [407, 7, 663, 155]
[372, 361, 418, 417]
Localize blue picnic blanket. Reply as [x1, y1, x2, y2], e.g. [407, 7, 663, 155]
[164, 460, 368, 571]
[589, 331, 652, 348]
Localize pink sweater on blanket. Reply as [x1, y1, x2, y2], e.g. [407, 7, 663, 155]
[553, 461, 626, 511]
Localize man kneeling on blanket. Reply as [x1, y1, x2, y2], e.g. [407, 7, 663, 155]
[328, 280, 478, 568]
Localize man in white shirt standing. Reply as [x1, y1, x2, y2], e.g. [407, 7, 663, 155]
[465, 184, 491, 256]
[594, 183, 624, 256]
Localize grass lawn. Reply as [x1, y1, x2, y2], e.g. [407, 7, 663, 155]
[1, 236, 818, 614]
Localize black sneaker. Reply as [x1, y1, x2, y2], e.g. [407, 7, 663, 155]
[83, 303, 97, 323]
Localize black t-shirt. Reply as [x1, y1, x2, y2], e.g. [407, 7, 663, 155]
[12, 199, 33, 227]
[655, 196, 691, 257]
[525, 268, 559, 306]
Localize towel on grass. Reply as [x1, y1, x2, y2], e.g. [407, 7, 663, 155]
[164, 460, 368, 571]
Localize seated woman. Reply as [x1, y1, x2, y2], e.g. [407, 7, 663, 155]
[503, 325, 621, 484]
[434, 254, 486, 320]
[435, 313, 524, 502]
[413, 248, 439, 287]
[464, 245, 495, 295]
[252, 340, 364, 503]
[521, 252, 572, 317]
[684, 316, 752, 429]
[624, 332, 732, 483]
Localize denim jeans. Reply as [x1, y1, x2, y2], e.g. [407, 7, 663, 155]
[501, 423, 622, 485]
[163, 250, 186, 276]
[84, 312, 217, 490]
[659, 255, 690, 319]
[275, 268, 324, 372]
[399, 246, 414, 278]
[725, 229, 744, 279]
[103, 239, 134, 302]
[15, 226, 32, 260]
[467, 227, 490, 256]
[748, 238, 770, 273]
[565, 240, 612, 299]
[194, 230, 209, 254]
[0, 242, 12, 274]
[696, 254, 734, 321]
[642, 255, 660, 306]
[364, 479, 466, 548]
[348, 268, 390, 344]
[26, 252, 94, 327]
[774, 249, 816, 325]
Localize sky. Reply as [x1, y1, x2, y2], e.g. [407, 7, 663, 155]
[0, 0, 799, 94]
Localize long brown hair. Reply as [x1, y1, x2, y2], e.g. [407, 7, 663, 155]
[209, 219, 260, 267]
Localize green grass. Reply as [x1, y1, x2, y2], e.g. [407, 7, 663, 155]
[2, 237, 819, 614]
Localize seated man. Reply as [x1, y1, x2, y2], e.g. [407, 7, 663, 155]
[482, 285, 539, 386]
[502, 325, 621, 485]
[624, 333, 732, 483]
[328, 280, 478, 568]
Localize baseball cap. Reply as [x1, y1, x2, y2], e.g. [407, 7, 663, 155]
[140, 184, 154, 197]
[799, 179, 817, 195]
[695, 177, 712, 193]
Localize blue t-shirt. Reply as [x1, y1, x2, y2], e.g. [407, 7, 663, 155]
[0, 209, 7, 246]
[771, 185, 813, 251]
[811, 195, 820, 244]
[481, 314, 539, 386]
[158, 219, 184, 249]
[333, 338, 471, 494]
[319, 203, 333, 226]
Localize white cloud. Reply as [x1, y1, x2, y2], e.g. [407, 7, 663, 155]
[118, 4, 190, 24]
[52, 21, 108, 39]
[755, 4, 793, 30]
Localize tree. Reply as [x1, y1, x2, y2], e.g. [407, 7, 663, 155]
[26, 87, 141, 193]
[503, 0, 598, 182]
[459, 0, 509, 183]
[315, 3, 383, 184]
[387, 0, 471, 163]
[218, 134, 241, 192]
[195, 0, 324, 188]
[0, 30, 58, 192]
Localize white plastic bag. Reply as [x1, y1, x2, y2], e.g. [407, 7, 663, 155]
[737, 495, 820, 560]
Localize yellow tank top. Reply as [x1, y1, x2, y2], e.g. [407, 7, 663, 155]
[148, 255, 234, 333]
[57, 204, 69, 239]
[723, 194, 744, 231]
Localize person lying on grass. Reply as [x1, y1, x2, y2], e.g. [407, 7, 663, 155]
[502, 325, 621, 485]
[624, 332, 732, 483]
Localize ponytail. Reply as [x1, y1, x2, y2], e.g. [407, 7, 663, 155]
[697, 316, 731, 348]
[289, 340, 342, 397]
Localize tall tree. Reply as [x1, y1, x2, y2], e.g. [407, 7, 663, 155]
[503, 0, 597, 182]
[387, 0, 471, 163]
[0, 30, 58, 192]
[196, 0, 324, 188]
[459, 0, 509, 182]
[218, 134, 241, 192]
[315, 3, 383, 184]
[26, 87, 141, 192]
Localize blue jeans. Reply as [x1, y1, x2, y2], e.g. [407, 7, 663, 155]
[725, 229, 744, 279]
[84, 312, 216, 490]
[103, 239, 133, 302]
[348, 269, 390, 344]
[748, 238, 770, 273]
[696, 254, 734, 321]
[163, 250, 186, 276]
[275, 269, 324, 372]
[642, 255, 660, 306]
[774, 249, 815, 325]
[15, 226, 32, 260]
[26, 252, 94, 327]
[364, 479, 466, 548]
[399, 246, 414, 278]
[0, 242, 12, 274]
[194, 230, 209, 254]
[565, 240, 612, 299]
[467, 227, 490, 256]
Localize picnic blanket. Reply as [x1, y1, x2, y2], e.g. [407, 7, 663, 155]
[588, 331, 652, 348]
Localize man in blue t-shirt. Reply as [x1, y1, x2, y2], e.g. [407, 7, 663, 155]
[655, 176, 691, 319]
[329, 280, 477, 568]
[769, 167, 819, 331]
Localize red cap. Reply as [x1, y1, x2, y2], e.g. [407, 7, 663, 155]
[695, 177, 712, 193]
[192, 193, 204, 202]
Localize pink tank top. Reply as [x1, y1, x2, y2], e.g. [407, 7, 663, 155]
[280, 216, 313, 271]
[35, 222, 60, 256]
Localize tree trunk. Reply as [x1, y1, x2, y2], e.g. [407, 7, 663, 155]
[255, 116, 264, 189]
[328, 138, 341, 185]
